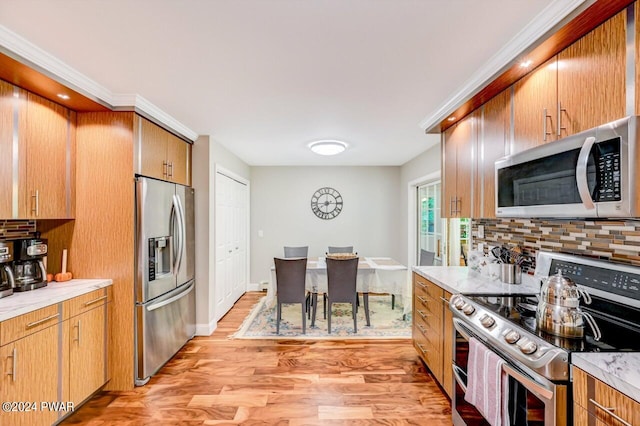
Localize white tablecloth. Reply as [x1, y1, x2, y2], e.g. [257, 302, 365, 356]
[267, 257, 411, 315]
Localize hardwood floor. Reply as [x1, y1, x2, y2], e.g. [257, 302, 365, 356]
[62, 292, 452, 425]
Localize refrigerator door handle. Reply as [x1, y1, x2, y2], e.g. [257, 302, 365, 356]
[171, 195, 184, 276]
[176, 193, 186, 274]
[146, 281, 195, 312]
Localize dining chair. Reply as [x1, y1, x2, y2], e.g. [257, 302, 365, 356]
[274, 257, 309, 334]
[325, 257, 359, 333]
[327, 245, 354, 254]
[420, 249, 436, 266]
[284, 246, 308, 258]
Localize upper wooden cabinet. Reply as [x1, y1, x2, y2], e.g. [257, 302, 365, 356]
[0, 80, 76, 220]
[442, 111, 477, 218]
[477, 89, 510, 219]
[135, 115, 191, 186]
[513, 10, 626, 153]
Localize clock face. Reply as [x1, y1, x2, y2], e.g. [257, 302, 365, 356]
[311, 187, 343, 220]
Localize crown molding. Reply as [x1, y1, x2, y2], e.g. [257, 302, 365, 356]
[418, 0, 588, 131]
[0, 24, 198, 141]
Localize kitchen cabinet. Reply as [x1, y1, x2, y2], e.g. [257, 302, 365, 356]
[19, 92, 76, 219]
[64, 288, 110, 406]
[477, 89, 510, 218]
[412, 272, 453, 397]
[136, 115, 191, 186]
[513, 11, 625, 152]
[0, 79, 76, 220]
[442, 111, 477, 218]
[0, 305, 62, 426]
[573, 366, 640, 426]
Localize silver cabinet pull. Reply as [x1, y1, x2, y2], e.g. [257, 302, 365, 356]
[449, 197, 455, 216]
[557, 101, 567, 137]
[7, 348, 16, 382]
[416, 343, 428, 354]
[440, 297, 450, 304]
[168, 161, 174, 178]
[417, 296, 429, 304]
[456, 198, 461, 215]
[417, 310, 429, 319]
[417, 324, 427, 334]
[84, 295, 108, 307]
[26, 313, 59, 329]
[543, 108, 552, 141]
[162, 161, 168, 178]
[74, 320, 82, 345]
[416, 281, 428, 289]
[589, 398, 631, 426]
[31, 190, 39, 216]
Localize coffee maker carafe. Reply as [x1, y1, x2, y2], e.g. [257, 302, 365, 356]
[13, 238, 48, 291]
[0, 241, 15, 299]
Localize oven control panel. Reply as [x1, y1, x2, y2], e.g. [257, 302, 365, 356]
[449, 294, 570, 381]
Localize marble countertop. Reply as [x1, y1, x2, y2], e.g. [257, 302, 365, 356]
[572, 353, 640, 404]
[412, 266, 541, 295]
[0, 278, 113, 322]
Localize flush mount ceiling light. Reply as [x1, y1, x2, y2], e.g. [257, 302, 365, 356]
[57, 93, 70, 100]
[309, 140, 348, 156]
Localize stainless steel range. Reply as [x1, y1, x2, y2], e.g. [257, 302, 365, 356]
[450, 251, 640, 426]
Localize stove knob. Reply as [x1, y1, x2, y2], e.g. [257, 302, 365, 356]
[462, 303, 475, 315]
[518, 339, 537, 355]
[479, 314, 495, 328]
[504, 329, 521, 344]
[453, 298, 465, 310]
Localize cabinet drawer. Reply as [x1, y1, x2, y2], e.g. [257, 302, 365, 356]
[64, 288, 111, 318]
[573, 367, 640, 426]
[414, 276, 431, 298]
[0, 304, 61, 345]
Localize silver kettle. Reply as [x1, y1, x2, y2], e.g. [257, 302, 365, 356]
[536, 270, 601, 340]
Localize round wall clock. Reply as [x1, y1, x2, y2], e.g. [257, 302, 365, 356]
[311, 187, 343, 220]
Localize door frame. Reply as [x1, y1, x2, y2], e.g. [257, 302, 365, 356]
[214, 164, 251, 316]
[407, 171, 440, 268]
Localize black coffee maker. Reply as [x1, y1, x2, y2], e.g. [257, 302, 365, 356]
[0, 241, 15, 298]
[12, 238, 48, 291]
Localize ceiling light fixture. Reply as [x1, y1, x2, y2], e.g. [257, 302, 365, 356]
[520, 60, 533, 68]
[447, 116, 456, 122]
[57, 93, 70, 100]
[309, 140, 348, 156]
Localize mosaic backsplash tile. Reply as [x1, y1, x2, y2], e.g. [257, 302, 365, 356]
[472, 218, 640, 273]
[0, 220, 36, 240]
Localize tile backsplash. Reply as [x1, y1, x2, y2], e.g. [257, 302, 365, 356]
[472, 218, 640, 273]
[0, 220, 36, 240]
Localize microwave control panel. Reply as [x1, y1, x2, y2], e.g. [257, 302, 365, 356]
[595, 138, 621, 202]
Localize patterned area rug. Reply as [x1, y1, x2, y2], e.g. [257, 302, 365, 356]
[232, 294, 412, 339]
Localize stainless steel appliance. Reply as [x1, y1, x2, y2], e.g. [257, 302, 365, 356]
[135, 176, 195, 386]
[495, 115, 639, 218]
[450, 251, 640, 425]
[0, 241, 15, 299]
[12, 238, 48, 291]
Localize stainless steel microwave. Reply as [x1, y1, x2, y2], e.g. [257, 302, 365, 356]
[495, 116, 639, 218]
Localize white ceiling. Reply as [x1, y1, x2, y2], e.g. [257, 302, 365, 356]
[0, 0, 561, 166]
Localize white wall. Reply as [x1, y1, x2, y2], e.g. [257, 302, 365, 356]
[250, 166, 401, 284]
[399, 141, 441, 266]
[192, 135, 250, 335]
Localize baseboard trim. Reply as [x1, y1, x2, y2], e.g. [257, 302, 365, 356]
[195, 319, 217, 336]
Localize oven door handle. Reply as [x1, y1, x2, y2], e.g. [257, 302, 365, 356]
[502, 364, 554, 401]
[452, 364, 467, 394]
[576, 136, 596, 210]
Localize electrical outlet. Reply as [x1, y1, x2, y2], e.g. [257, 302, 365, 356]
[478, 225, 485, 239]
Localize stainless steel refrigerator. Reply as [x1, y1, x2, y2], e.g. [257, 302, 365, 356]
[134, 176, 195, 386]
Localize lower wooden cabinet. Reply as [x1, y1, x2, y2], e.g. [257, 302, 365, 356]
[0, 287, 110, 425]
[412, 272, 454, 398]
[573, 366, 640, 426]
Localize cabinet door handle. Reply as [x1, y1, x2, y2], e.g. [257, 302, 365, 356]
[417, 310, 429, 319]
[543, 108, 552, 141]
[417, 295, 430, 304]
[440, 297, 450, 304]
[589, 398, 631, 426]
[416, 343, 428, 354]
[168, 161, 173, 178]
[84, 295, 108, 307]
[31, 190, 39, 216]
[416, 281, 428, 289]
[557, 101, 567, 137]
[456, 198, 461, 215]
[162, 161, 168, 178]
[26, 313, 60, 329]
[7, 348, 16, 382]
[449, 197, 455, 216]
[74, 320, 81, 345]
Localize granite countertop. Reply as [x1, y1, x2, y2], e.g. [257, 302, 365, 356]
[0, 278, 113, 322]
[572, 353, 640, 404]
[412, 266, 541, 295]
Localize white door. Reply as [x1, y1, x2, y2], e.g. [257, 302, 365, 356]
[215, 172, 248, 320]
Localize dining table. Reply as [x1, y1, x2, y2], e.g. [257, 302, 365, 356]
[267, 257, 412, 325]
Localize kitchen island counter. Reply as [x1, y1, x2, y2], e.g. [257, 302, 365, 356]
[0, 278, 112, 322]
[572, 352, 640, 404]
[412, 266, 540, 295]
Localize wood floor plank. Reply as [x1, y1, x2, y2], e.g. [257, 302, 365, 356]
[62, 292, 452, 425]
